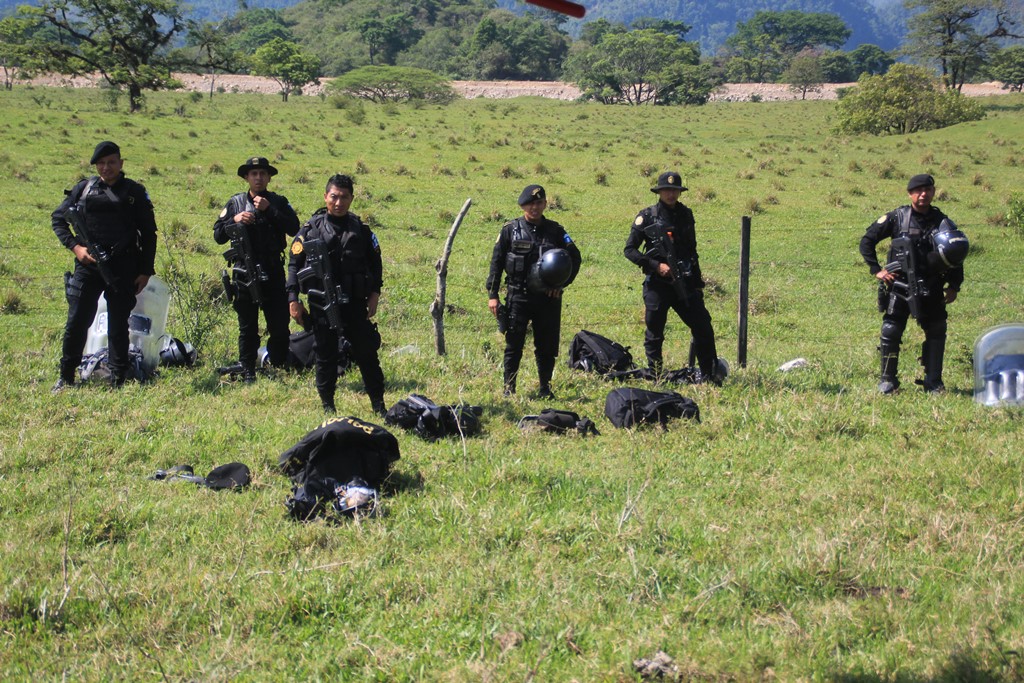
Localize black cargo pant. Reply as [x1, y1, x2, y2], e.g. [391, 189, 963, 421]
[60, 259, 138, 382]
[312, 303, 385, 408]
[879, 291, 948, 382]
[643, 281, 717, 376]
[502, 291, 562, 390]
[232, 272, 290, 371]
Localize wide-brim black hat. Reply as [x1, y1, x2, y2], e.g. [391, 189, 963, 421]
[237, 156, 279, 178]
[651, 171, 687, 192]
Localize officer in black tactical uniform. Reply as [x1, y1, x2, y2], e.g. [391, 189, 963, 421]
[287, 174, 386, 415]
[214, 156, 300, 382]
[625, 171, 721, 384]
[51, 141, 158, 391]
[487, 184, 582, 398]
[860, 174, 967, 394]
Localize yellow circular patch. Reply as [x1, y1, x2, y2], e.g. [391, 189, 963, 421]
[219, 208, 227, 218]
[876, 214, 887, 224]
[634, 216, 644, 226]
[291, 240, 304, 255]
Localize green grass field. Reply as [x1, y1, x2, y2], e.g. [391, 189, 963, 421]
[2, 86, 1024, 681]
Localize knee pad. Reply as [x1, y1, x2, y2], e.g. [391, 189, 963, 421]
[880, 320, 904, 347]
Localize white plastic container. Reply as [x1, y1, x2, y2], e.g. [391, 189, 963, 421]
[83, 276, 171, 374]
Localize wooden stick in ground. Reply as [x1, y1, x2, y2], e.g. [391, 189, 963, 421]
[431, 198, 473, 355]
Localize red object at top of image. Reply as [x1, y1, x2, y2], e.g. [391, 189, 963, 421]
[523, 0, 586, 19]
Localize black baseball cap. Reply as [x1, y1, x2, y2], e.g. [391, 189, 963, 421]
[907, 174, 935, 192]
[90, 141, 120, 164]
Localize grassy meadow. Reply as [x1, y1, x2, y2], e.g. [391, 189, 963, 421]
[1, 85, 1024, 680]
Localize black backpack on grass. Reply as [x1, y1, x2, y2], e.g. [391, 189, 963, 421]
[384, 394, 483, 441]
[279, 416, 400, 521]
[518, 408, 600, 436]
[567, 330, 635, 375]
[604, 387, 700, 428]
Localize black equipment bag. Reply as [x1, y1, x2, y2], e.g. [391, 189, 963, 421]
[264, 330, 352, 373]
[518, 408, 600, 436]
[567, 330, 635, 375]
[79, 345, 151, 383]
[384, 394, 483, 441]
[604, 387, 700, 428]
[278, 416, 400, 489]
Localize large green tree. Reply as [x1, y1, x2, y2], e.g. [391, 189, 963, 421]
[987, 45, 1024, 91]
[0, 16, 38, 90]
[465, 10, 568, 80]
[565, 28, 708, 105]
[16, 0, 188, 111]
[835, 62, 986, 135]
[724, 10, 852, 82]
[849, 43, 893, 77]
[357, 14, 422, 66]
[175, 21, 242, 99]
[250, 37, 320, 102]
[327, 65, 456, 103]
[783, 49, 826, 98]
[902, 0, 1023, 91]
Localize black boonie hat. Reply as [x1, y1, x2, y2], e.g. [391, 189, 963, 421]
[90, 141, 120, 164]
[237, 156, 279, 178]
[518, 184, 546, 205]
[907, 173, 935, 192]
[651, 171, 687, 192]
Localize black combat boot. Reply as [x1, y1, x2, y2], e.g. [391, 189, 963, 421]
[240, 363, 257, 384]
[503, 371, 517, 397]
[921, 339, 946, 393]
[536, 356, 556, 400]
[51, 377, 74, 394]
[878, 344, 900, 394]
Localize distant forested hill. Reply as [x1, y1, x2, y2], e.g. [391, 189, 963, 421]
[2, 0, 905, 54]
[496, 0, 904, 52]
[0, 0, 293, 21]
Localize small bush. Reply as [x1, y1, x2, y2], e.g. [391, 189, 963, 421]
[1008, 193, 1024, 238]
[1, 292, 26, 314]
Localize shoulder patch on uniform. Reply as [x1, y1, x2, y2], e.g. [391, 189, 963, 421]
[291, 238, 304, 255]
[634, 216, 644, 226]
[219, 208, 227, 219]
[371, 233, 380, 250]
[563, 233, 573, 244]
[876, 214, 887, 224]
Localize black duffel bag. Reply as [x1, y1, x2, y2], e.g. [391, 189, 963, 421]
[604, 387, 700, 429]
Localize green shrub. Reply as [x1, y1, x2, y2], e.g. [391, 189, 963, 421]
[835, 64, 986, 136]
[1008, 193, 1024, 238]
[327, 66, 457, 104]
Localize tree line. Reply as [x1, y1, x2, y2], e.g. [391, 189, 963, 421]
[1, 0, 1022, 112]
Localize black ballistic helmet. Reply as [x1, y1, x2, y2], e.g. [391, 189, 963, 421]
[931, 218, 969, 269]
[159, 336, 196, 367]
[527, 248, 573, 293]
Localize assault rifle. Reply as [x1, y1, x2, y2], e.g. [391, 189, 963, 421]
[883, 235, 930, 319]
[222, 222, 268, 305]
[644, 222, 692, 305]
[64, 203, 120, 294]
[297, 238, 348, 331]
